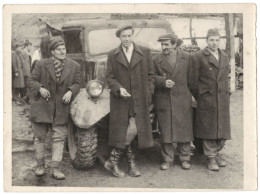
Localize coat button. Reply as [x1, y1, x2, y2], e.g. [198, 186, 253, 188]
[209, 68, 212, 71]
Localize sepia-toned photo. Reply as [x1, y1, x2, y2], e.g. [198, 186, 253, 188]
[3, 4, 257, 192]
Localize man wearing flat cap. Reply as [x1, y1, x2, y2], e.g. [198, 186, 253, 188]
[28, 38, 81, 179]
[189, 28, 231, 171]
[105, 24, 155, 177]
[153, 33, 193, 170]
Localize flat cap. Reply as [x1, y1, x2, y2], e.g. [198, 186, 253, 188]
[48, 38, 65, 52]
[157, 33, 178, 42]
[206, 28, 221, 38]
[116, 24, 133, 37]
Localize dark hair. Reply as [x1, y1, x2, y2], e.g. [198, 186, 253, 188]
[24, 42, 32, 47]
[120, 27, 134, 35]
[170, 38, 177, 45]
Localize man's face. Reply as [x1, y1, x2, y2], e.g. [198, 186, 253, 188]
[51, 45, 66, 60]
[161, 40, 176, 55]
[119, 29, 133, 48]
[206, 36, 220, 52]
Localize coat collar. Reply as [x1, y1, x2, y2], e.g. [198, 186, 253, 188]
[45, 57, 72, 84]
[203, 47, 220, 69]
[158, 48, 186, 78]
[115, 42, 143, 69]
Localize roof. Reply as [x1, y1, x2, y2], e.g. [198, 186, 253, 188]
[62, 19, 171, 31]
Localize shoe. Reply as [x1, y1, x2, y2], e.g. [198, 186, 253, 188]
[126, 145, 141, 177]
[181, 161, 191, 170]
[35, 165, 45, 176]
[50, 168, 65, 180]
[104, 148, 125, 178]
[217, 156, 226, 167]
[207, 157, 219, 171]
[160, 161, 170, 170]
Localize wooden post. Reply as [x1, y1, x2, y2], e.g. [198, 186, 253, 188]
[225, 14, 236, 92]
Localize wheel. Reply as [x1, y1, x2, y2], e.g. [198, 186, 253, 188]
[67, 119, 98, 170]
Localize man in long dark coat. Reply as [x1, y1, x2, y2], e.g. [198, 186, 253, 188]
[189, 29, 231, 171]
[153, 33, 193, 170]
[105, 24, 155, 178]
[28, 38, 81, 179]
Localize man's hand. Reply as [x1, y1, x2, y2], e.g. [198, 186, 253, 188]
[39, 87, 50, 99]
[165, 79, 175, 88]
[62, 90, 72, 104]
[15, 72, 19, 77]
[119, 88, 131, 97]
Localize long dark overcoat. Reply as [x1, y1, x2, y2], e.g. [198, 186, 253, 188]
[153, 49, 193, 143]
[106, 43, 155, 149]
[189, 47, 231, 140]
[28, 57, 81, 125]
[12, 51, 25, 88]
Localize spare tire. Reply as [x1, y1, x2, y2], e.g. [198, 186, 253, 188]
[67, 119, 98, 170]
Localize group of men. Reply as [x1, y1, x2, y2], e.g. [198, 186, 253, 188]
[104, 25, 231, 178]
[27, 23, 230, 180]
[12, 40, 33, 105]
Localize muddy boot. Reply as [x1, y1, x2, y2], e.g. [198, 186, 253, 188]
[35, 159, 45, 176]
[104, 148, 125, 178]
[50, 161, 65, 180]
[126, 145, 141, 177]
[216, 155, 226, 167]
[207, 157, 219, 171]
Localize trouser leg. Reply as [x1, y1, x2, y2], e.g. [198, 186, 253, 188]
[178, 142, 191, 162]
[51, 125, 68, 166]
[32, 122, 48, 164]
[125, 117, 137, 145]
[203, 139, 218, 158]
[161, 143, 174, 162]
[217, 139, 226, 152]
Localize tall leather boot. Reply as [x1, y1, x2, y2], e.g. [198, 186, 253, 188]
[104, 148, 125, 178]
[126, 144, 141, 177]
[34, 138, 45, 176]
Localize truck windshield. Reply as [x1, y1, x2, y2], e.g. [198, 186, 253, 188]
[63, 30, 83, 54]
[88, 28, 167, 55]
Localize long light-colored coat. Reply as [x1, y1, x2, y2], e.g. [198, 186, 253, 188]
[153, 49, 193, 143]
[106, 43, 155, 149]
[28, 58, 81, 125]
[189, 47, 231, 140]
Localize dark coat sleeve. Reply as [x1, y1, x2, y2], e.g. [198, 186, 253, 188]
[106, 52, 123, 96]
[68, 63, 81, 98]
[12, 52, 19, 73]
[27, 61, 43, 98]
[147, 49, 155, 95]
[153, 57, 167, 88]
[188, 53, 200, 100]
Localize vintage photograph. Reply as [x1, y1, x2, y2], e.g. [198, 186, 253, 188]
[3, 4, 257, 191]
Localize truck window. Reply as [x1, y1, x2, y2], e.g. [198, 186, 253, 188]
[63, 30, 83, 54]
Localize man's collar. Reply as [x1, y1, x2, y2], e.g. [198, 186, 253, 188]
[121, 42, 134, 52]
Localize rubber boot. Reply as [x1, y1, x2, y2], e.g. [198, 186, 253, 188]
[126, 144, 141, 177]
[104, 148, 125, 178]
[50, 161, 65, 180]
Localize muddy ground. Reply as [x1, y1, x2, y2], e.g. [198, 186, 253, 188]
[12, 90, 243, 189]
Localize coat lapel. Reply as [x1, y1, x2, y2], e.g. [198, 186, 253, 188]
[45, 59, 56, 82]
[115, 46, 129, 69]
[203, 47, 219, 69]
[172, 49, 185, 79]
[59, 59, 72, 84]
[217, 50, 228, 80]
[159, 54, 175, 74]
[130, 44, 143, 69]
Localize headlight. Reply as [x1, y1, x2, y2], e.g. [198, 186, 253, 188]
[86, 80, 104, 98]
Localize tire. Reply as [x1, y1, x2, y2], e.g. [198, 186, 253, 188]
[67, 119, 98, 170]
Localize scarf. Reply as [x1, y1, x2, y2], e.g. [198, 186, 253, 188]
[52, 57, 65, 82]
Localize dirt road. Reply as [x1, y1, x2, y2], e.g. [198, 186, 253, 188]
[12, 90, 243, 189]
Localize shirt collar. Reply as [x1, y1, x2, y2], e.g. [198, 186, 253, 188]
[122, 43, 134, 53]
